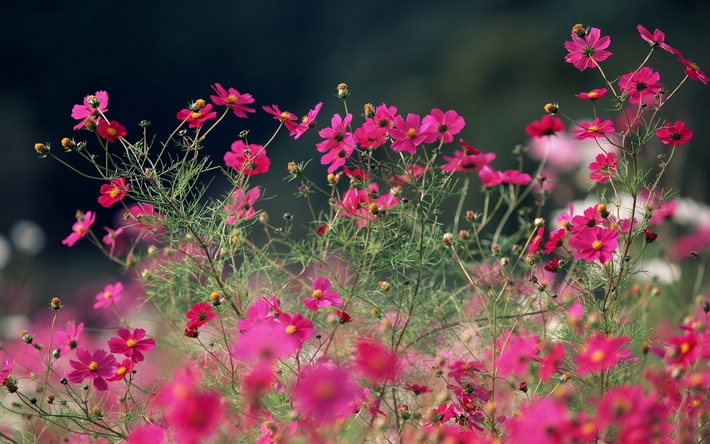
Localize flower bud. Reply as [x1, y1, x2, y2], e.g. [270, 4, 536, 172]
[544, 103, 558, 114]
[571, 24, 586, 38]
[209, 291, 221, 306]
[287, 161, 300, 175]
[443, 233, 454, 247]
[336, 83, 349, 99]
[50, 297, 62, 311]
[363, 103, 375, 118]
[34, 143, 50, 156]
[61, 138, 76, 150]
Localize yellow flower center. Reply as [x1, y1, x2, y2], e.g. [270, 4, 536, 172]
[126, 339, 137, 348]
[104, 291, 113, 299]
[191, 111, 202, 119]
[109, 187, 121, 198]
[587, 91, 598, 98]
[227, 94, 238, 104]
[588, 125, 599, 133]
[280, 112, 291, 120]
[680, 342, 691, 355]
[406, 128, 417, 139]
[285, 325, 297, 335]
[116, 366, 127, 376]
[312, 289, 322, 300]
[592, 240, 603, 250]
[106, 128, 117, 137]
[88, 361, 99, 372]
[591, 349, 606, 362]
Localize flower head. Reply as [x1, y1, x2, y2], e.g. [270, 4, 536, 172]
[97, 120, 127, 143]
[262, 104, 300, 133]
[71, 91, 109, 130]
[656, 121, 693, 146]
[304, 276, 343, 312]
[93, 281, 123, 309]
[209, 83, 256, 118]
[54, 321, 84, 356]
[422, 108, 465, 143]
[354, 338, 400, 383]
[588, 152, 618, 183]
[224, 187, 261, 224]
[571, 118, 615, 140]
[224, 140, 270, 175]
[68, 348, 117, 391]
[98, 178, 129, 208]
[107, 358, 134, 382]
[618, 67, 662, 104]
[290, 102, 323, 139]
[569, 226, 618, 264]
[575, 88, 608, 100]
[525, 115, 566, 138]
[186, 301, 216, 329]
[677, 54, 709, 84]
[316, 113, 356, 173]
[564, 26, 612, 71]
[293, 360, 358, 423]
[637, 25, 677, 54]
[389, 113, 436, 154]
[176, 102, 218, 128]
[575, 333, 631, 375]
[62, 211, 96, 247]
[107, 328, 156, 363]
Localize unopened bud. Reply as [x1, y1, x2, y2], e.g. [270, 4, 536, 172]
[336, 83, 349, 99]
[34, 143, 50, 156]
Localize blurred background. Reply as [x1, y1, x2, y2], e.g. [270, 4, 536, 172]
[2, 0, 709, 316]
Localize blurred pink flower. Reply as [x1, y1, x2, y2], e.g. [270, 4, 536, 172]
[62, 211, 95, 247]
[93, 281, 123, 309]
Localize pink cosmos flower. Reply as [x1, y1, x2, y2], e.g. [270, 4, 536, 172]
[588, 152, 618, 183]
[107, 358, 134, 382]
[637, 25, 676, 54]
[93, 281, 123, 309]
[571, 118, 615, 140]
[290, 102, 323, 139]
[293, 360, 358, 423]
[237, 299, 277, 331]
[98, 177, 129, 208]
[107, 328, 156, 363]
[125, 424, 167, 444]
[354, 338, 400, 384]
[536, 342, 566, 381]
[568, 226, 618, 264]
[575, 88, 608, 100]
[478, 165, 503, 187]
[575, 333, 631, 375]
[304, 276, 343, 312]
[1, 358, 14, 381]
[316, 113, 356, 173]
[125, 203, 166, 234]
[232, 321, 299, 362]
[595, 385, 671, 442]
[618, 67, 662, 104]
[564, 27, 612, 71]
[501, 170, 532, 185]
[507, 398, 573, 443]
[569, 205, 603, 233]
[677, 54, 709, 84]
[334, 187, 374, 225]
[68, 347, 117, 391]
[54, 321, 84, 356]
[224, 140, 270, 175]
[389, 113, 436, 154]
[163, 383, 227, 444]
[71, 91, 109, 130]
[224, 187, 261, 224]
[97, 119, 127, 143]
[655, 121, 693, 146]
[62, 211, 96, 247]
[209, 83, 255, 118]
[494, 333, 540, 378]
[525, 115, 566, 138]
[186, 301, 216, 329]
[543, 228, 566, 254]
[354, 103, 398, 149]
[277, 312, 313, 343]
[262, 104, 300, 133]
[176, 103, 218, 128]
[442, 150, 495, 174]
[422, 108, 465, 143]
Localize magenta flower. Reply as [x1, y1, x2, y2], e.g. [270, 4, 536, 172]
[1, 358, 15, 381]
[232, 321, 299, 362]
[525, 115, 566, 138]
[277, 312, 313, 343]
[477, 165, 504, 187]
[637, 25, 676, 54]
[62, 211, 96, 247]
[677, 54, 709, 84]
[93, 281, 123, 309]
[355, 103, 398, 149]
[224, 140, 270, 175]
[588, 152, 619, 184]
[108, 328, 156, 363]
[186, 301, 216, 329]
[422, 108, 465, 143]
[237, 299, 276, 331]
[98, 177, 129, 208]
[290, 102, 323, 139]
[54, 321, 84, 356]
[564, 27, 612, 71]
[618, 67, 662, 104]
[571, 118, 615, 140]
[304, 276, 343, 312]
[293, 360, 358, 423]
[97, 119, 127, 143]
[575, 333, 631, 375]
[543, 228, 566, 254]
[209, 83, 255, 118]
[570, 205, 604, 234]
[575, 88, 608, 101]
[68, 348, 117, 391]
[354, 338, 400, 384]
[262, 104, 299, 133]
[569, 226, 619, 264]
[316, 113, 356, 173]
[389, 113, 436, 154]
[176, 103, 218, 128]
[71, 91, 108, 130]
[107, 358, 134, 382]
[501, 170, 532, 185]
[656, 120, 693, 147]
[125, 424, 167, 443]
[334, 187, 374, 225]
[224, 187, 261, 224]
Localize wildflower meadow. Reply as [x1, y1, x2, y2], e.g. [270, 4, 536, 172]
[3, 23, 710, 443]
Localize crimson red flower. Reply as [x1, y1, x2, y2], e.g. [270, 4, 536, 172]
[618, 67, 662, 104]
[575, 88, 608, 100]
[677, 54, 709, 84]
[68, 348, 117, 391]
[525, 115, 565, 138]
[544, 257, 561, 272]
[588, 152, 618, 184]
[176, 102, 218, 128]
[336, 309, 352, 323]
[209, 83, 255, 118]
[543, 228, 566, 254]
[186, 301, 216, 329]
[98, 177, 129, 208]
[655, 121, 693, 146]
[107, 328, 155, 363]
[637, 25, 677, 54]
[97, 120, 127, 143]
[569, 226, 618, 264]
[459, 138, 481, 155]
[571, 118, 615, 140]
[643, 228, 658, 243]
[404, 384, 432, 395]
[564, 26, 612, 71]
